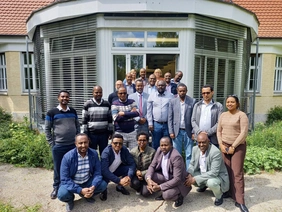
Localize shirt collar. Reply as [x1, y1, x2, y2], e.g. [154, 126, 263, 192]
[57, 105, 70, 111]
[93, 98, 103, 105]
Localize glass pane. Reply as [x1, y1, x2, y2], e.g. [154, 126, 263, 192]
[218, 38, 236, 53]
[130, 55, 143, 73]
[114, 55, 126, 81]
[112, 31, 144, 47]
[147, 32, 179, 47]
[195, 34, 215, 51]
[206, 58, 215, 85]
[217, 59, 226, 100]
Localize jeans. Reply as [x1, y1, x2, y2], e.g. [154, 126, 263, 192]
[152, 121, 169, 150]
[52, 143, 75, 188]
[88, 133, 109, 156]
[57, 176, 107, 202]
[135, 121, 149, 135]
[172, 129, 193, 169]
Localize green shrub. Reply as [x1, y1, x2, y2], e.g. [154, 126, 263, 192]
[245, 146, 282, 175]
[0, 107, 12, 140]
[246, 121, 282, 149]
[266, 105, 282, 125]
[0, 120, 53, 169]
[0, 201, 41, 212]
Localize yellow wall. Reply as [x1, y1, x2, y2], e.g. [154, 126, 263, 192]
[0, 51, 29, 120]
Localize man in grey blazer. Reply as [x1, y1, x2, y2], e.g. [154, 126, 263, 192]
[128, 79, 149, 134]
[168, 83, 196, 169]
[145, 137, 191, 207]
[185, 133, 229, 206]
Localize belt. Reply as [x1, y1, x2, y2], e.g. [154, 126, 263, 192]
[155, 121, 167, 124]
[180, 128, 186, 130]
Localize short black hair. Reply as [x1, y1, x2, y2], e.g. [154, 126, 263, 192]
[75, 133, 89, 141]
[58, 89, 70, 97]
[202, 84, 213, 92]
[160, 136, 172, 144]
[136, 131, 149, 141]
[112, 133, 124, 141]
[177, 83, 187, 90]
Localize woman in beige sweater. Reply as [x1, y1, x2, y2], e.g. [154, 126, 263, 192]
[217, 95, 249, 212]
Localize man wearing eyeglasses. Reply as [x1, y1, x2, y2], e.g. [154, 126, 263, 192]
[191, 84, 223, 149]
[100, 134, 136, 197]
[111, 87, 139, 149]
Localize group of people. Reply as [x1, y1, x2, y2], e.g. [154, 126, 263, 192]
[45, 68, 249, 212]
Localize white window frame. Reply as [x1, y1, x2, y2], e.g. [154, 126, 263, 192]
[274, 56, 282, 92]
[0, 53, 7, 92]
[246, 54, 261, 92]
[21, 52, 37, 93]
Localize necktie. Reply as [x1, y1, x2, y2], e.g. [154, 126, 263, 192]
[139, 94, 143, 117]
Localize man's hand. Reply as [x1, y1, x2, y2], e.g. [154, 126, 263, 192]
[118, 111, 125, 116]
[146, 178, 159, 194]
[184, 174, 195, 187]
[170, 133, 175, 139]
[81, 186, 95, 198]
[120, 176, 131, 186]
[149, 125, 154, 131]
[131, 107, 137, 112]
[108, 134, 113, 140]
[136, 170, 143, 180]
[191, 134, 195, 140]
[138, 118, 146, 125]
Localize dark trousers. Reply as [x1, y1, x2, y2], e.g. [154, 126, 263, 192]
[103, 165, 131, 184]
[130, 175, 150, 196]
[222, 143, 246, 204]
[152, 121, 169, 150]
[52, 143, 75, 188]
[88, 133, 109, 156]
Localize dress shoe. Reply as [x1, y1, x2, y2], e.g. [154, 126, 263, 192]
[85, 197, 95, 203]
[50, 188, 58, 199]
[196, 186, 207, 192]
[214, 195, 223, 206]
[222, 191, 231, 198]
[116, 185, 130, 195]
[235, 202, 249, 212]
[66, 201, 74, 212]
[174, 194, 184, 207]
[155, 195, 164, 200]
[100, 189, 108, 201]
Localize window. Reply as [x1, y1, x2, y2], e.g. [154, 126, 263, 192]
[22, 52, 39, 92]
[0, 53, 7, 91]
[274, 56, 282, 92]
[246, 54, 261, 92]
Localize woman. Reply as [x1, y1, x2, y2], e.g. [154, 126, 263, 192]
[154, 68, 164, 85]
[217, 95, 249, 212]
[130, 132, 155, 196]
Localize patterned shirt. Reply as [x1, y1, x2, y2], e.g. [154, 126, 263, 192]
[73, 151, 90, 184]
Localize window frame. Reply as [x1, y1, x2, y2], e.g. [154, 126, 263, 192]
[274, 56, 282, 93]
[0, 53, 7, 92]
[246, 54, 261, 93]
[21, 52, 38, 93]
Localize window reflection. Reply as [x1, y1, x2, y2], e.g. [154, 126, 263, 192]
[112, 31, 144, 47]
[147, 32, 179, 47]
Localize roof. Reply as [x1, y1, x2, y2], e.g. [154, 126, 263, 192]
[233, 0, 282, 38]
[0, 0, 54, 36]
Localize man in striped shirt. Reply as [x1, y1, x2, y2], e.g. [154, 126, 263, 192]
[82, 86, 113, 156]
[58, 133, 107, 211]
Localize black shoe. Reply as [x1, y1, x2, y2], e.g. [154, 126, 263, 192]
[196, 186, 207, 192]
[100, 189, 108, 201]
[116, 185, 130, 195]
[85, 197, 95, 203]
[214, 195, 223, 206]
[155, 195, 164, 200]
[174, 194, 184, 207]
[66, 201, 74, 212]
[235, 202, 249, 212]
[222, 191, 231, 198]
[50, 188, 58, 199]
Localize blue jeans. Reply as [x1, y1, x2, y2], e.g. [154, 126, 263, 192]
[152, 121, 169, 150]
[57, 177, 107, 202]
[88, 133, 109, 156]
[52, 143, 75, 188]
[136, 121, 149, 135]
[172, 129, 193, 170]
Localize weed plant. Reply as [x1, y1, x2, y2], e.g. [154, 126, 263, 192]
[0, 201, 41, 212]
[266, 105, 282, 125]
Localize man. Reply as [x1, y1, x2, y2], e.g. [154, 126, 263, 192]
[108, 80, 124, 105]
[123, 73, 136, 95]
[144, 74, 157, 95]
[130, 132, 155, 196]
[45, 89, 80, 199]
[147, 80, 174, 150]
[168, 83, 196, 169]
[129, 79, 149, 134]
[145, 137, 191, 207]
[101, 134, 136, 196]
[112, 87, 139, 149]
[57, 134, 107, 211]
[191, 84, 223, 147]
[138, 68, 148, 86]
[164, 72, 177, 95]
[171, 70, 183, 85]
[184, 133, 229, 206]
[82, 86, 113, 156]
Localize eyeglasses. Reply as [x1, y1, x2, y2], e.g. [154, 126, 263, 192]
[202, 92, 211, 95]
[118, 93, 127, 95]
[113, 142, 123, 146]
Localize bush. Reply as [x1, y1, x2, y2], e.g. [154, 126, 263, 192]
[0, 119, 53, 169]
[246, 121, 282, 149]
[266, 105, 282, 125]
[0, 107, 12, 140]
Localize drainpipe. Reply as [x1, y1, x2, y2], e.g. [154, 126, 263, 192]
[26, 36, 32, 130]
[252, 37, 259, 130]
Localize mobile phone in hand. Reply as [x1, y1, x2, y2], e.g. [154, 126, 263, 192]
[225, 147, 229, 152]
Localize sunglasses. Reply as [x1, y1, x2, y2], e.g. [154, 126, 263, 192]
[113, 142, 123, 146]
[118, 92, 127, 95]
[202, 92, 211, 95]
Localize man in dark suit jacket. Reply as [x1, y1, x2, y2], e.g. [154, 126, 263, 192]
[145, 137, 191, 207]
[168, 83, 196, 169]
[164, 72, 177, 95]
[123, 73, 136, 95]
